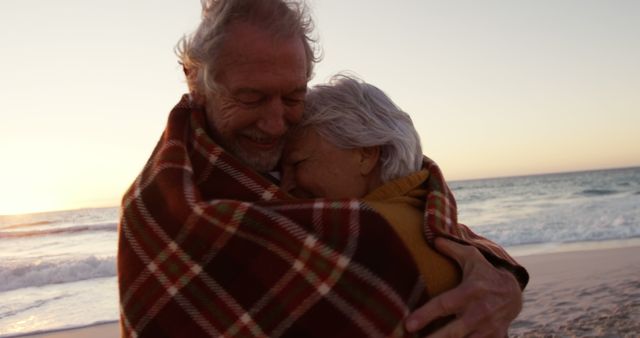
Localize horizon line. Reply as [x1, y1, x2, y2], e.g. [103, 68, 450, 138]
[2, 164, 639, 218]
[449, 164, 640, 183]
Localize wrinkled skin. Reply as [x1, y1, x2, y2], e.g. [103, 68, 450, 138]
[200, 22, 308, 173]
[406, 238, 523, 337]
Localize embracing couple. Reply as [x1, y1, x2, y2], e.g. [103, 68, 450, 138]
[118, 0, 528, 337]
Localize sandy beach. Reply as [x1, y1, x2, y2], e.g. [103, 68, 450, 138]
[19, 245, 640, 337]
[511, 245, 640, 337]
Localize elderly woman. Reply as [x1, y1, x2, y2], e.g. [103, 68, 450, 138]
[280, 75, 461, 297]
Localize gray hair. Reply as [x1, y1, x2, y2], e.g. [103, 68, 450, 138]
[176, 0, 319, 96]
[300, 75, 423, 182]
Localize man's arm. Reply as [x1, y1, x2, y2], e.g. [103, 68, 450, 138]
[405, 238, 523, 337]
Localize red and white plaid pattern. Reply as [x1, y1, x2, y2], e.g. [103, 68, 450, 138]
[118, 95, 527, 337]
[420, 159, 528, 287]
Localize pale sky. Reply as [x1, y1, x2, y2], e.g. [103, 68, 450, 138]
[1, 0, 639, 215]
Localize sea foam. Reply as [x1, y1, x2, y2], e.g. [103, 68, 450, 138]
[0, 255, 116, 292]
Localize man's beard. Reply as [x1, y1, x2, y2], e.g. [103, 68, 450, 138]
[206, 118, 285, 173]
[223, 128, 285, 173]
[203, 96, 286, 173]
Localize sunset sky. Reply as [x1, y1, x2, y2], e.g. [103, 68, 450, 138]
[1, 0, 639, 215]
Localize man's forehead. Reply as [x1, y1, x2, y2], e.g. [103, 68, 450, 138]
[216, 60, 307, 96]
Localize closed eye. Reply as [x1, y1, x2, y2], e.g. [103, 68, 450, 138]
[238, 96, 266, 106]
[283, 96, 303, 107]
[283, 87, 306, 107]
[232, 89, 266, 106]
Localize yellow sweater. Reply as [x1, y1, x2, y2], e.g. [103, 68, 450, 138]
[364, 170, 461, 297]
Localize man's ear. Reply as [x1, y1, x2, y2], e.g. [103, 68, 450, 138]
[183, 64, 206, 107]
[359, 146, 380, 176]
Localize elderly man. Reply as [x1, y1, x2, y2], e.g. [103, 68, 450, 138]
[118, 0, 528, 337]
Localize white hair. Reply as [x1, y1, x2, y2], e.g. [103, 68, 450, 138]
[175, 0, 319, 96]
[300, 75, 423, 182]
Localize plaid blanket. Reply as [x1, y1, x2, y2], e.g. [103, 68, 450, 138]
[118, 95, 528, 337]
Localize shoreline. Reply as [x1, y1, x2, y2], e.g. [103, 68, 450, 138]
[506, 237, 640, 257]
[12, 243, 640, 337]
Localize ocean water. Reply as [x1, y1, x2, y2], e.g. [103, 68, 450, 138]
[1, 167, 639, 337]
[0, 208, 119, 337]
[450, 166, 640, 255]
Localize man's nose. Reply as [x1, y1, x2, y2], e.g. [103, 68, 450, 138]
[257, 99, 288, 137]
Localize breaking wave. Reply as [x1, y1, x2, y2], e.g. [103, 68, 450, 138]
[0, 256, 116, 292]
